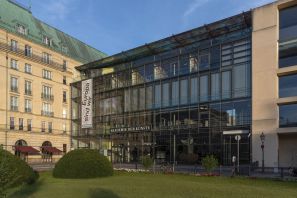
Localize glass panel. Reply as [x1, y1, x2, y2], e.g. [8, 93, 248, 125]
[200, 75, 208, 102]
[233, 64, 250, 98]
[172, 81, 179, 106]
[154, 84, 161, 108]
[222, 71, 231, 99]
[279, 74, 297, 98]
[139, 87, 145, 110]
[279, 103, 297, 127]
[124, 89, 131, 112]
[279, 5, 297, 29]
[132, 88, 138, 111]
[190, 77, 198, 104]
[199, 49, 209, 70]
[146, 86, 153, 109]
[211, 73, 220, 101]
[180, 79, 188, 105]
[279, 41, 297, 68]
[210, 46, 220, 68]
[162, 83, 170, 108]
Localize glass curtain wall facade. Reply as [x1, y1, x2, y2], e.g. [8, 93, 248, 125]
[71, 13, 252, 165]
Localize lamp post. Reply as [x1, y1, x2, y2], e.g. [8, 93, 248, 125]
[260, 132, 265, 173]
[235, 135, 241, 173]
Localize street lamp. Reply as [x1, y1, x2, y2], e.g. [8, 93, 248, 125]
[260, 132, 265, 173]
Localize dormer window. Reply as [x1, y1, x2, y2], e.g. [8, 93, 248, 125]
[42, 36, 51, 46]
[16, 24, 27, 35]
[61, 46, 68, 54]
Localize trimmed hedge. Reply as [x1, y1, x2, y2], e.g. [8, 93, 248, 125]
[0, 148, 39, 187]
[53, 149, 113, 179]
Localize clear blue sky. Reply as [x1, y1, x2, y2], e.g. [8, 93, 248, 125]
[19, 0, 274, 55]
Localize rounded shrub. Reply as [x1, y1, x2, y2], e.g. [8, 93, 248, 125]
[53, 149, 113, 179]
[0, 148, 39, 187]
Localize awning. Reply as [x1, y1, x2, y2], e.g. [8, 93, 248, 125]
[223, 130, 249, 135]
[41, 146, 63, 154]
[14, 146, 40, 155]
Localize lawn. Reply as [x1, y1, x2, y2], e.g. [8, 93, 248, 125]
[8, 172, 297, 198]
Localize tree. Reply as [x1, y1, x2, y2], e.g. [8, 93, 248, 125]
[0, 148, 18, 198]
[201, 155, 219, 174]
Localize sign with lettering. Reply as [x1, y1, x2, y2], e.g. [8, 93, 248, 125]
[110, 126, 151, 133]
[81, 79, 93, 128]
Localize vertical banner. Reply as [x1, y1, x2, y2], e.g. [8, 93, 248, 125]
[81, 79, 93, 128]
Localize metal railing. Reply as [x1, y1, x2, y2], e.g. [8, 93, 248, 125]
[41, 93, 54, 101]
[41, 110, 54, 117]
[0, 39, 67, 72]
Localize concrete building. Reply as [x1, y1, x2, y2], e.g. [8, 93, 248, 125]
[0, 0, 106, 162]
[71, 0, 297, 168]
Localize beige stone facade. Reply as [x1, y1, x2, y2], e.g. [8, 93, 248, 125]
[252, 0, 297, 168]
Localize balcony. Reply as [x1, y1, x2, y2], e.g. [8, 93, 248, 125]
[25, 90, 32, 96]
[11, 106, 18, 112]
[25, 107, 32, 113]
[41, 93, 54, 101]
[10, 86, 18, 93]
[41, 110, 54, 117]
[0, 41, 67, 72]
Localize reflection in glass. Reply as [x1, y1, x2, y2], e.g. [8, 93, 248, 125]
[172, 81, 179, 106]
[191, 77, 198, 104]
[180, 79, 188, 105]
[279, 104, 297, 127]
[211, 73, 220, 101]
[200, 75, 208, 102]
[162, 83, 170, 107]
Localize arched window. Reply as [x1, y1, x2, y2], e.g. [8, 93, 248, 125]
[42, 141, 52, 147]
[15, 139, 27, 146]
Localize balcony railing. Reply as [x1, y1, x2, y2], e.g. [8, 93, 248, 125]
[11, 106, 18, 111]
[41, 111, 54, 117]
[0, 40, 67, 72]
[25, 108, 32, 113]
[41, 93, 54, 101]
[10, 86, 18, 93]
[25, 90, 32, 96]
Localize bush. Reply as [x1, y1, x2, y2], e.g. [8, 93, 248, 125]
[141, 155, 153, 170]
[201, 155, 219, 173]
[53, 149, 113, 179]
[0, 148, 38, 190]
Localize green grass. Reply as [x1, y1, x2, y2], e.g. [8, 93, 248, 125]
[7, 171, 297, 198]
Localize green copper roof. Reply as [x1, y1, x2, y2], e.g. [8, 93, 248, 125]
[0, 0, 107, 63]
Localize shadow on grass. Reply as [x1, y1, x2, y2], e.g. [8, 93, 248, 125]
[7, 179, 44, 198]
[89, 188, 120, 198]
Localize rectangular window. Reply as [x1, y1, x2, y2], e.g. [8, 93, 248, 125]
[199, 49, 209, 70]
[279, 5, 297, 42]
[63, 108, 67, 118]
[25, 80, 32, 95]
[211, 73, 220, 101]
[62, 123, 66, 134]
[139, 87, 145, 110]
[19, 118, 23, 130]
[42, 69, 52, 80]
[222, 71, 231, 99]
[172, 80, 179, 106]
[16, 24, 27, 35]
[41, 121, 45, 132]
[42, 103, 52, 116]
[10, 59, 18, 70]
[25, 99, 32, 113]
[132, 88, 138, 111]
[63, 76, 67, 85]
[190, 77, 198, 104]
[42, 85, 53, 100]
[63, 91, 67, 103]
[48, 122, 52, 133]
[27, 119, 32, 131]
[11, 40, 18, 52]
[200, 75, 209, 102]
[145, 86, 153, 109]
[279, 103, 297, 128]
[10, 77, 18, 92]
[210, 46, 221, 68]
[25, 63, 32, 74]
[10, 117, 14, 130]
[42, 36, 51, 46]
[279, 74, 297, 98]
[42, 53, 51, 64]
[162, 82, 170, 107]
[189, 54, 198, 73]
[124, 89, 131, 112]
[180, 79, 188, 105]
[25, 45, 32, 57]
[233, 64, 250, 98]
[63, 60, 67, 71]
[10, 96, 18, 111]
[279, 41, 297, 68]
[154, 84, 161, 108]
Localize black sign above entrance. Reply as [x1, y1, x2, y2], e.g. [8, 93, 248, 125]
[110, 126, 151, 133]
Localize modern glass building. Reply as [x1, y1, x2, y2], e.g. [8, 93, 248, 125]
[72, 0, 297, 168]
[71, 12, 252, 165]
